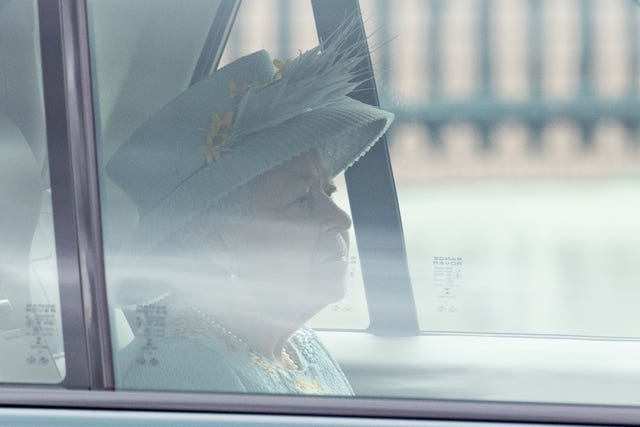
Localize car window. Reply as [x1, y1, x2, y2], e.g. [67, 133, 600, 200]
[4, 0, 640, 420]
[26, 0, 640, 411]
[363, 0, 640, 338]
[0, 0, 65, 384]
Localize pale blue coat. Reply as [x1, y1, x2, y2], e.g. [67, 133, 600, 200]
[115, 302, 353, 395]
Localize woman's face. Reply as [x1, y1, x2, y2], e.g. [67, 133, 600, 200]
[221, 150, 352, 308]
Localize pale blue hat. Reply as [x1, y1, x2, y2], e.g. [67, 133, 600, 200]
[107, 28, 394, 259]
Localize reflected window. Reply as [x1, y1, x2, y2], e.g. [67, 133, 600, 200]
[0, 0, 64, 384]
[364, 0, 640, 338]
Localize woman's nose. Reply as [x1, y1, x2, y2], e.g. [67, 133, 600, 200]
[319, 194, 352, 232]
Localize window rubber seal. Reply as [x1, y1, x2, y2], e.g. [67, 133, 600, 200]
[2, 389, 640, 426]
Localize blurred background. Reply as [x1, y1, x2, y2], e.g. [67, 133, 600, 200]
[222, 0, 640, 337]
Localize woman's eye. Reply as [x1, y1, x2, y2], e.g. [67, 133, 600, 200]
[290, 192, 311, 207]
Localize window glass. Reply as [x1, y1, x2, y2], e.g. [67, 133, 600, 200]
[351, 0, 640, 406]
[0, 0, 65, 384]
[364, 0, 640, 338]
[91, 0, 640, 407]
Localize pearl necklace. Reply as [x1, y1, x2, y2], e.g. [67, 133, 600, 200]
[191, 308, 299, 372]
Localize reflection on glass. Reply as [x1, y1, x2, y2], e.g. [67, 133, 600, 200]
[0, 0, 64, 383]
[363, 0, 640, 337]
[91, 3, 392, 393]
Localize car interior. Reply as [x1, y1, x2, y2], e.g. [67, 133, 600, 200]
[2, 0, 640, 425]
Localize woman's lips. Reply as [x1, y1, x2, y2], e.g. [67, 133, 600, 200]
[317, 235, 348, 263]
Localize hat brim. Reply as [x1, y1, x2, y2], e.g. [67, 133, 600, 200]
[122, 98, 393, 260]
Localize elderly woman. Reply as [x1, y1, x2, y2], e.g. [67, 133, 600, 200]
[108, 24, 393, 395]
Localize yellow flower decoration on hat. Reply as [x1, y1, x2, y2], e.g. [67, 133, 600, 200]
[273, 58, 291, 81]
[250, 354, 277, 373]
[199, 137, 230, 165]
[228, 79, 250, 99]
[294, 377, 322, 394]
[211, 111, 234, 137]
[199, 109, 235, 165]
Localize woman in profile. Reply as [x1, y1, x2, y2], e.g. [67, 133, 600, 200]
[107, 22, 393, 395]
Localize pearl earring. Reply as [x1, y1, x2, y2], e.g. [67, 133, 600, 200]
[228, 270, 239, 283]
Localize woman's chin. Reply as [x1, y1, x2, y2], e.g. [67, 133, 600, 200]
[311, 270, 348, 304]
